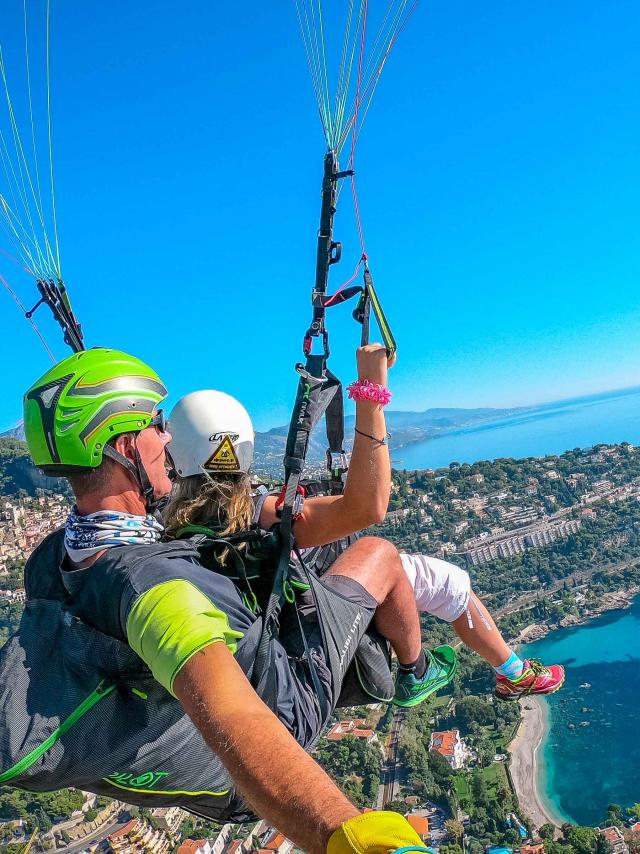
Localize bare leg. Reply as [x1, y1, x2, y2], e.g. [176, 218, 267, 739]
[324, 536, 422, 665]
[451, 591, 512, 667]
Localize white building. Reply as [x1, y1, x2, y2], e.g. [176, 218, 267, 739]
[525, 527, 557, 548]
[496, 536, 526, 558]
[429, 729, 466, 770]
[465, 543, 498, 566]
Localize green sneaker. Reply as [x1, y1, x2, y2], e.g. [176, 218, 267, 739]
[393, 645, 458, 708]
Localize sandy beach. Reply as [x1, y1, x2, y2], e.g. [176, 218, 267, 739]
[508, 697, 561, 830]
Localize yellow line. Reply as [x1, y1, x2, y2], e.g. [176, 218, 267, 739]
[103, 779, 230, 798]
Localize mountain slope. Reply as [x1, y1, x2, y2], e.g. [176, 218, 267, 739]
[253, 405, 525, 473]
[2, 406, 525, 480]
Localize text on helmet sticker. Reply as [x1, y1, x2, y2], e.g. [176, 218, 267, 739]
[209, 432, 239, 443]
[204, 435, 240, 471]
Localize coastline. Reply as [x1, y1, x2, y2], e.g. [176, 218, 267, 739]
[507, 697, 566, 830]
[507, 589, 640, 830]
[515, 585, 640, 644]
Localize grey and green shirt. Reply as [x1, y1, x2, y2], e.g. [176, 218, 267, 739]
[0, 529, 325, 821]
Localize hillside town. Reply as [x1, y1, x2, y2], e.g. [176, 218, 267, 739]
[3, 442, 640, 852]
[0, 493, 69, 601]
[381, 444, 640, 565]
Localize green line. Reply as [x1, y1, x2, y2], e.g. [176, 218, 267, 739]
[335, 1, 366, 145]
[131, 688, 148, 700]
[46, 0, 61, 278]
[315, 0, 335, 147]
[367, 279, 396, 354]
[103, 779, 230, 798]
[23, 0, 57, 278]
[295, 0, 329, 142]
[0, 191, 41, 273]
[0, 681, 115, 784]
[0, 48, 48, 276]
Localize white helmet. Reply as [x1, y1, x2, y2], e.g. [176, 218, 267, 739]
[168, 390, 254, 477]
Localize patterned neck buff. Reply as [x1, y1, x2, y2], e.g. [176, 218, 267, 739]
[64, 508, 164, 563]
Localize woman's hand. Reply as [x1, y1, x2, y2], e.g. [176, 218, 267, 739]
[259, 344, 395, 546]
[356, 343, 396, 387]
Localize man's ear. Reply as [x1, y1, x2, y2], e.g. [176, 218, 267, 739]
[112, 432, 136, 462]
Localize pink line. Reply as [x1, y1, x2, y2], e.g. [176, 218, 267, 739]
[324, 256, 364, 307]
[0, 245, 34, 276]
[0, 271, 56, 361]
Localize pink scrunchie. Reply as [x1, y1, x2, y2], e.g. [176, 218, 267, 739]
[347, 379, 392, 406]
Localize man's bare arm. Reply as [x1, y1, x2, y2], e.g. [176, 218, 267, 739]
[173, 642, 359, 854]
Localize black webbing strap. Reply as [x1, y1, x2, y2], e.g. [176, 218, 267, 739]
[292, 545, 329, 706]
[201, 536, 258, 613]
[252, 355, 341, 706]
[102, 443, 156, 513]
[324, 368, 349, 491]
[253, 152, 346, 702]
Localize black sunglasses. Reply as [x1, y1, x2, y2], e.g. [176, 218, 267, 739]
[148, 409, 168, 433]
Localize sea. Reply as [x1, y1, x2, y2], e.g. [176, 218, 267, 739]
[389, 385, 640, 826]
[522, 597, 640, 827]
[392, 386, 640, 470]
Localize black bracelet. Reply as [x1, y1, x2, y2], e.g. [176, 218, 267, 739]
[354, 427, 390, 446]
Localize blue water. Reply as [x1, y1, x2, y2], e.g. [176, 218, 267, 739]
[522, 597, 640, 826]
[393, 386, 640, 469]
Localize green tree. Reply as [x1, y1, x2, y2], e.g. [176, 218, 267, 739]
[565, 825, 598, 854]
[445, 819, 465, 843]
[470, 772, 489, 806]
[428, 749, 454, 789]
[476, 738, 495, 768]
[604, 805, 623, 829]
[454, 696, 495, 732]
[595, 836, 613, 854]
[539, 823, 556, 840]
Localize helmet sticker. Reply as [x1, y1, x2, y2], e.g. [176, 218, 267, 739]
[209, 432, 239, 443]
[25, 374, 72, 463]
[204, 435, 240, 471]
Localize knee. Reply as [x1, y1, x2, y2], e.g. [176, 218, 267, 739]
[353, 536, 400, 564]
[340, 536, 402, 602]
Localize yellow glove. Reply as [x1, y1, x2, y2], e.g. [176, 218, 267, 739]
[327, 811, 429, 854]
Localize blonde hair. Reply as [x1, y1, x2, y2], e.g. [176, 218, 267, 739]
[164, 473, 254, 562]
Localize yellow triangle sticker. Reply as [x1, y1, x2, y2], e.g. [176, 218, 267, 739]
[204, 435, 240, 472]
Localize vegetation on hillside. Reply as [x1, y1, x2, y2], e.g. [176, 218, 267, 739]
[0, 438, 69, 497]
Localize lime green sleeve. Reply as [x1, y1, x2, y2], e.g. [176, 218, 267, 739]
[126, 579, 244, 696]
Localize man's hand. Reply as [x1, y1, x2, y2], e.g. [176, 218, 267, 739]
[328, 812, 427, 854]
[173, 641, 359, 854]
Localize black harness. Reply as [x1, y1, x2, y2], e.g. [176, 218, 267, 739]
[252, 150, 396, 706]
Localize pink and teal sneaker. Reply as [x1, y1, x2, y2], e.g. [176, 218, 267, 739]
[495, 659, 565, 701]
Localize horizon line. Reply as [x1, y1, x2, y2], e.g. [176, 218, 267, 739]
[3, 380, 640, 437]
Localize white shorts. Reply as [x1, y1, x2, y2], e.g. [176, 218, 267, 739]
[400, 553, 471, 623]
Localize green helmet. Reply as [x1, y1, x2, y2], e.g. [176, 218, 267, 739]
[24, 348, 167, 474]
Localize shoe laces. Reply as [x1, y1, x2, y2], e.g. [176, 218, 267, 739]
[527, 659, 549, 677]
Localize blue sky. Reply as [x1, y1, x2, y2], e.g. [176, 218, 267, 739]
[1, 0, 640, 432]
